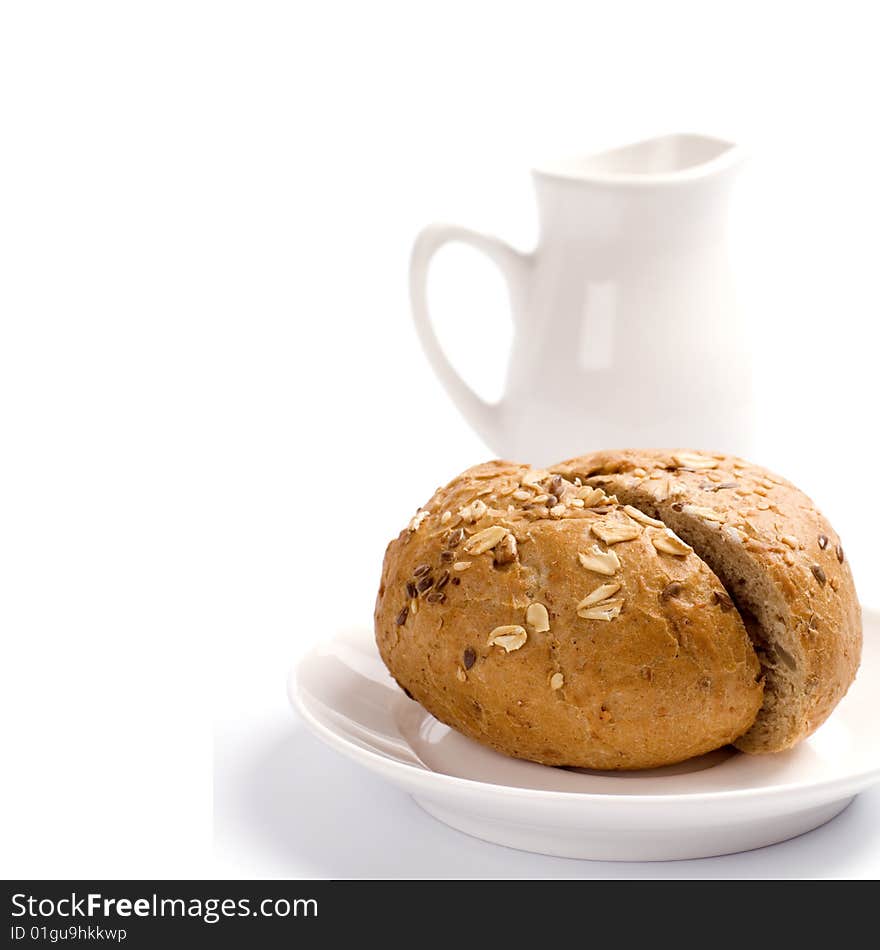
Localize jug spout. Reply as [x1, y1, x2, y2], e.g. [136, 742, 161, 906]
[533, 133, 743, 184]
[531, 133, 745, 244]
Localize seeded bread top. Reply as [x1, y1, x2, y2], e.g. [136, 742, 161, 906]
[394, 458, 723, 586]
[375, 458, 763, 770]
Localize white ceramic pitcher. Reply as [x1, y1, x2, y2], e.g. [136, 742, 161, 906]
[409, 134, 753, 464]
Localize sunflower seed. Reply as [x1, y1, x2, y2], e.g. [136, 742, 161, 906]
[408, 510, 429, 531]
[525, 602, 550, 633]
[487, 625, 528, 652]
[577, 598, 624, 621]
[577, 583, 622, 610]
[577, 486, 607, 507]
[673, 452, 718, 470]
[623, 505, 665, 527]
[650, 529, 692, 557]
[493, 532, 518, 565]
[464, 525, 510, 555]
[591, 519, 641, 545]
[577, 545, 621, 576]
[459, 499, 488, 523]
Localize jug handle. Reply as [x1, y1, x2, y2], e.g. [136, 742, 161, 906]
[409, 223, 529, 450]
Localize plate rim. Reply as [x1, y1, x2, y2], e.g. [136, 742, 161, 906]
[289, 605, 880, 807]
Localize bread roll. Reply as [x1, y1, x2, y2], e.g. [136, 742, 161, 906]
[374, 460, 763, 770]
[552, 450, 862, 753]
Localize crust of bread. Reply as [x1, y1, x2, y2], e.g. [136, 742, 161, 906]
[375, 460, 763, 769]
[552, 450, 862, 753]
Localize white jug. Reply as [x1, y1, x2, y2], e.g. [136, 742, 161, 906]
[410, 134, 753, 464]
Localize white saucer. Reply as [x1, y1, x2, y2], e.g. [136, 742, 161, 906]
[288, 607, 880, 861]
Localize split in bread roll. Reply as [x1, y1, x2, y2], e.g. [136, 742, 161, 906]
[374, 452, 861, 769]
[552, 450, 862, 754]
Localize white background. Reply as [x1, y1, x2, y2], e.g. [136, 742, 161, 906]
[2, 1, 879, 879]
